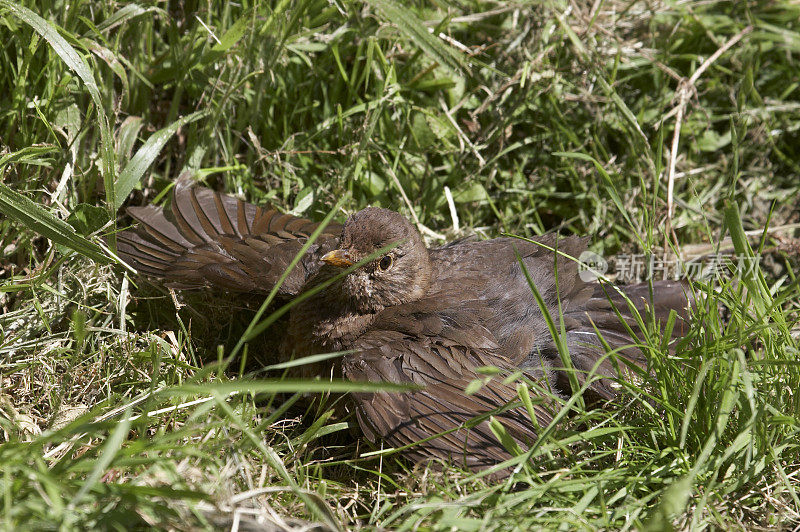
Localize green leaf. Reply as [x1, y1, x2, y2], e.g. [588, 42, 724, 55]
[67, 203, 111, 236]
[211, 8, 253, 54]
[453, 182, 488, 203]
[488, 416, 524, 456]
[200, 8, 255, 66]
[116, 116, 144, 162]
[464, 379, 483, 395]
[259, 351, 347, 372]
[642, 475, 693, 531]
[69, 406, 132, 507]
[598, 76, 650, 149]
[54, 104, 82, 144]
[367, 0, 469, 77]
[0, 145, 59, 169]
[87, 42, 129, 94]
[698, 129, 732, 152]
[95, 4, 161, 34]
[291, 187, 314, 215]
[361, 171, 386, 195]
[114, 111, 206, 209]
[0, 184, 109, 263]
[409, 111, 440, 150]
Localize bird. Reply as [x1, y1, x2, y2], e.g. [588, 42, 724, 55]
[116, 182, 693, 474]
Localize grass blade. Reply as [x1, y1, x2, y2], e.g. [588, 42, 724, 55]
[0, 183, 108, 263]
[1, 1, 116, 214]
[114, 111, 206, 209]
[367, 0, 469, 77]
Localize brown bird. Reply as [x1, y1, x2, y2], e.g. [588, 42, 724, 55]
[117, 182, 693, 473]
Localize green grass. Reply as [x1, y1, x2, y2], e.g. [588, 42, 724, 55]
[1, 0, 799, 529]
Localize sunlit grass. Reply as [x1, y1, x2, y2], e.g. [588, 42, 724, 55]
[0, 0, 799, 529]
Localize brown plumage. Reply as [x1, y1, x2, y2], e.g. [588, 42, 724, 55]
[116, 182, 694, 475]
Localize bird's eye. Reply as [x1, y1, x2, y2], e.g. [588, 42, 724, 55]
[378, 255, 393, 271]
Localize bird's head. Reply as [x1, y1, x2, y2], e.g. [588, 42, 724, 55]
[321, 207, 432, 313]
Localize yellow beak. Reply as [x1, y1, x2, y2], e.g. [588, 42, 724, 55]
[321, 249, 354, 268]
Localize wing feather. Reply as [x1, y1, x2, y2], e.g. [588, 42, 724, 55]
[116, 182, 342, 296]
[344, 303, 554, 474]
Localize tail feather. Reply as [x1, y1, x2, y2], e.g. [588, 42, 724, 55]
[558, 280, 695, 401]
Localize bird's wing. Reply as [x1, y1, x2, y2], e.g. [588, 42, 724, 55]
[344, 302, 553, 473]
[428, 234, 595, 354]
[432, 236, 694, 403]
[115, 183, 342, 295]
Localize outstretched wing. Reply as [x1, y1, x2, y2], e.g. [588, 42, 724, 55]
[344, 301, 554, 473]
[115, 182, 342, 296]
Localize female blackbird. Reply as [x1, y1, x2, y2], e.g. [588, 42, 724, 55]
[117, 182, 693, 473]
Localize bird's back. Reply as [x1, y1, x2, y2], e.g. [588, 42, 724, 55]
[428, 234, 694, 400]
